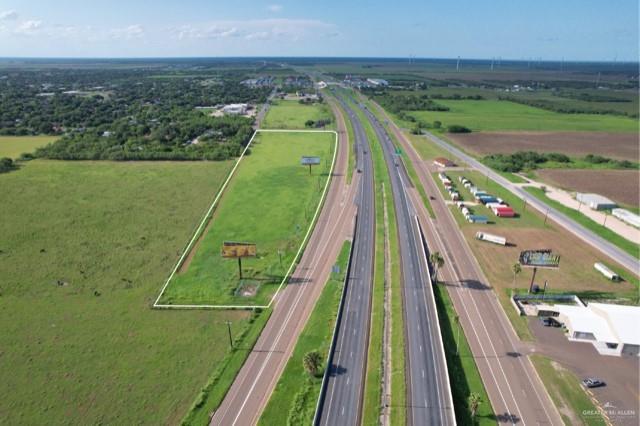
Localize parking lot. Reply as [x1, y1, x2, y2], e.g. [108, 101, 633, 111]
[529, 318, 639, 425]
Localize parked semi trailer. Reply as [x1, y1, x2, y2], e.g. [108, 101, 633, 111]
[475, 231, 507, 246]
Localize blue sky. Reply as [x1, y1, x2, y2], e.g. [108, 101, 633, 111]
[0, 0, 637, 60]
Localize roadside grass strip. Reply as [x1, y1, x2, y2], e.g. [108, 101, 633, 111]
[155, 129, 338, 309]
[259, 241, 351, 426]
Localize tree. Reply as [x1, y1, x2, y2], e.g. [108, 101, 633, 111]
[433, 120, 442, 129]
[512, 263, 522, 295]
[429, 251, 445, 283]
[302, 350, 322, 377]
[468, 392, 481, 419]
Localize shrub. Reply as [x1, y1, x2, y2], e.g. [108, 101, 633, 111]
[447, 124, 472, 133]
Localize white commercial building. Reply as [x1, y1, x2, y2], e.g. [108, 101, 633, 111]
[576, 193, 617, 210]
[222, 103, 248, 115]
[612, 208, 640, 228]
[553, 303, 640, 357]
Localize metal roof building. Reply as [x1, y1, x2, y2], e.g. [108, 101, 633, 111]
[576, 193, 618, 210]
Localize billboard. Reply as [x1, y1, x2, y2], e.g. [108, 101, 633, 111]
[519, 249, 560, 268]
[222, 241, 257, 258]
[301, 156, 321, 165]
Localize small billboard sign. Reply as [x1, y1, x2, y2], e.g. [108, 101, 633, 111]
[222, 241, 257, 258]
[519, 249, 560, 268]
[301, 156, 321, 165]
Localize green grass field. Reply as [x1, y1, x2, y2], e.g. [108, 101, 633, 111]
[161, 131, 335, 306]
[262, 99, 334, 129]
[434, 285, 495, 425]
[0, 159, 267, 425]
[530, 355, 604, 426]
[0, 135, 58, 158]
[409, 100, 637, 132]
[259, 241, 350, 425]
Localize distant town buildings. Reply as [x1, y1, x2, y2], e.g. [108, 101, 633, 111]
[366, 78, 389, 87]
[241, 76, 274, 88]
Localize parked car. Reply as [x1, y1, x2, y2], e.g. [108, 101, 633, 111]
[540, 317, 561, 328]
[582, 378, 605, 388]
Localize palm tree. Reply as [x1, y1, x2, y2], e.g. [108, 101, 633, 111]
[303, 350, 322, 377]
[468, 392, 481, 420]
[512, 263, 522, 296]
[429, 251, 445, 283]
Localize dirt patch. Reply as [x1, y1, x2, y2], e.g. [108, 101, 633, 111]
[536, 169, 639, 207]
[449, 131, 638, 160]
[462, 225, 637, 297]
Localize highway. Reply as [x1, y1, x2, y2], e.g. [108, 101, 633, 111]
[423, 131, 639, 276]
[369, 97, 563, 425]
[317, 92, 375, 426]
[355, 95, 455, 425]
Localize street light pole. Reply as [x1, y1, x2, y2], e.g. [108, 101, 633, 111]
[225, 321, 233, 348]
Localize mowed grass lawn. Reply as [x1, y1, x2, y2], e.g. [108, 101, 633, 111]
[0, 135, 58, 158]
[409, 100, 638, 132]
[0, 160, 261, 425]
[161, 131, 335, 305]
[262, 99, 334, 129]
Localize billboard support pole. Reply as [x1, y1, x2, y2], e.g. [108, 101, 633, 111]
[528, 267, 538, 293]
[238, 258, 243, 280]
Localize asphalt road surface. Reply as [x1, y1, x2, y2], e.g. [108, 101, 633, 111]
[370, 98, 563, 425]
[317, 92, 375, 426]
[210, 99, 357, 426]
[355, 99, 455, 425]
[423, 131, 639, 276]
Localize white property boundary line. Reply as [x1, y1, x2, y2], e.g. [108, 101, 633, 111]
[153, 129, 338, 310]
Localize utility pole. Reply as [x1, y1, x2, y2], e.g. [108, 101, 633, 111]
[225, 321, 233, 348]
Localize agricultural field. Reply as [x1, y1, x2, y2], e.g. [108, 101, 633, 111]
[0, 136, 57, 158]
[160, 131, 335, 306]
[261, 99, 334, 129]
[447, 132, 638, 161]
[408, 100, 638, 132]
[535, 169, 640, 207]
[0, 160, 261, 425]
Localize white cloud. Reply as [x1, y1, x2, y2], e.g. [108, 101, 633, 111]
[109, 24, 144, 40]
[171, 19, 336, 43]
[0, 10, 18, 21]
[267, 4, 283, 12]
[15, 20, 42, 35]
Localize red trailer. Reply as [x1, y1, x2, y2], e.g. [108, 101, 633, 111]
[495, 206, 515, 217]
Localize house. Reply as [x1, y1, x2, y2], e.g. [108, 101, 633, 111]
[433, 157, 456, 168]
[576, 193, 617, 211]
